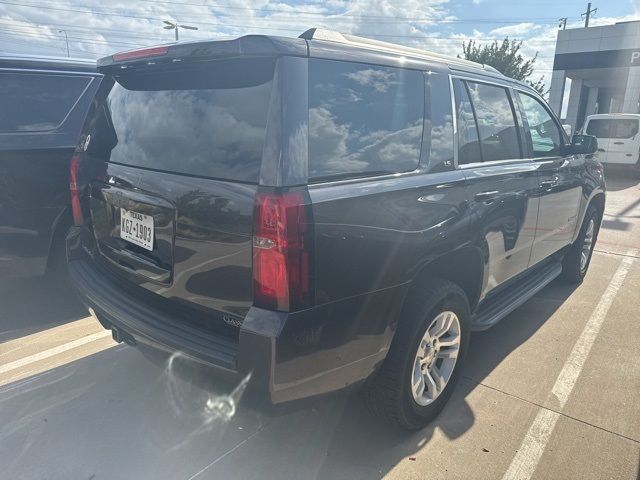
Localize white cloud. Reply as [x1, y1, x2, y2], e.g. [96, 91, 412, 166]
[345, 68, 397, 92]
[0, 0, 635, 95]
[489, 22, 541, 37]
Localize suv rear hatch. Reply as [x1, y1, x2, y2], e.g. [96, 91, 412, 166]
[81, 56, 276, 337]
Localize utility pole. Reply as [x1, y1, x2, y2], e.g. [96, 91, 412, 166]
[581, 2, 597, 28]
[58, 29, 69, 57]
[558, 17, 568, 30]
[162, 20, 198, 41]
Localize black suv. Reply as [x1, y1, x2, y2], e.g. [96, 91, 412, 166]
[67, 29, 604, 429]
[0, 55, 102, 277]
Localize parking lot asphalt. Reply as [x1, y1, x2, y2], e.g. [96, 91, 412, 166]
[1, 170, 639, 480]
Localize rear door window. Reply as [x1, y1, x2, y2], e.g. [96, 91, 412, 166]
[453, 79, 482, 165]
[100, 58, 275, 183]
[465, 81, 521, 162]
[517, 91, 564, 157]
[308, 59, 424, 181]
[586, 119, 613, 139]
[0, 72, 90, 132]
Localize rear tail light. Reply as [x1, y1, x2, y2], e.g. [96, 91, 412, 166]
[69, 154, 83, 225]
[252, 192, 311, 311]
[112, 45, 169, 62]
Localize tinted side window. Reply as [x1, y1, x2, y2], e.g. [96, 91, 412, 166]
[308, 60, 424, 181]
[518, 92, 563, 157]
[466, 81, 521, 161]
[0, 72, 90, 132]
[453, 79, 481, 165]
[612, 119, 639, 139]
[586, 119, 612, 139]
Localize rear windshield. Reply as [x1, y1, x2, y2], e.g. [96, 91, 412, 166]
[586, 118, 639, 139]
[98, 58, 275, 183]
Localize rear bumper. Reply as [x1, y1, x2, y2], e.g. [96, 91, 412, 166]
[67, 226, 403, 403]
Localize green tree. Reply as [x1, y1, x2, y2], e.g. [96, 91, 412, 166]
[460, 38, 546, 95]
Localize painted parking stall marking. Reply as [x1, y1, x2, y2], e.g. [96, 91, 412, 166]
[0, 330, 112, 376]
[502, 250, 637, 480]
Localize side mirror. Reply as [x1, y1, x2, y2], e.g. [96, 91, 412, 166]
[562, 124, 572, 137]
[569, 134, 598, 155]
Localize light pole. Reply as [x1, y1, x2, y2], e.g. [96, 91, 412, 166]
[162, 20, 198, 41]
[58, 29, 69, 57]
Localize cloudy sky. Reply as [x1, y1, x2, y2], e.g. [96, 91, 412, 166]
[0, 0, 638, 87]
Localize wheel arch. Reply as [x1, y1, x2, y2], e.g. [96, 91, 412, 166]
[46, 206, 72, 271]
[409, 246, 484, 311]
[572, 189, 605, 244]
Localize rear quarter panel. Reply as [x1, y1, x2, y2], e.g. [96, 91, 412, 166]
[308, 170, 472, 322]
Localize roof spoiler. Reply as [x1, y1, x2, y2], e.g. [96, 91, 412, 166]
[98, 35, 307, 71]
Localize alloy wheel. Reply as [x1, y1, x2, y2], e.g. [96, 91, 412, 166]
[411, 311, 461, 406]
[580, 218, 595, 273]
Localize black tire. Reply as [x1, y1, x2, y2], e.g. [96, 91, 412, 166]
[561, 205, 600, 284]
[364, 279, 471, 430]
[45, 212, 72, 282]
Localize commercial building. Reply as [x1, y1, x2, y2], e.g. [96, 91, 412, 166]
[549, 20, 640, 131]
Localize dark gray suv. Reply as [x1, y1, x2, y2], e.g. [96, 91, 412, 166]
[67, 28, 604, 429]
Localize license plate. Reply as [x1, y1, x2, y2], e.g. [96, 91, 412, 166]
[120, 208, 154, 251]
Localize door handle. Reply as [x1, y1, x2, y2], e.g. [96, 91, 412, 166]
[540, 176, 560, 189]
[474, 191, 500, 202]
[613, 141, 624, 145]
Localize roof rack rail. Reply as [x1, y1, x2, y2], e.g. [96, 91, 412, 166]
[299, 28, 501, 74]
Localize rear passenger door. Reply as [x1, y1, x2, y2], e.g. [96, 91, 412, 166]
[606, 118, 639, 165]
[516, 90, 582, 265]
[455, 78, 540, 300]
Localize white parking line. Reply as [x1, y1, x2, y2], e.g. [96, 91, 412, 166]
[0, 330, 112, 376]
[502, 251, 636, 480]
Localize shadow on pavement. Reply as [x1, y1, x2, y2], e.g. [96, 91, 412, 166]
[0, 271, 88, 343]
[0, 276, 579, 480]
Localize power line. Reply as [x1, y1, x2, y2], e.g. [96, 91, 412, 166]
[1, 0, 560, 25]
[0, 0, 563, 59]
[0, 19, 560, 46]
[0, 33, 99, 55]
[0, 25, 149, 48]
[0, 24, 562, 51]
[0, 20, 167, 41]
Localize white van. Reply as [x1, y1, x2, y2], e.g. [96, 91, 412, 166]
[582, 114, 640, 175]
